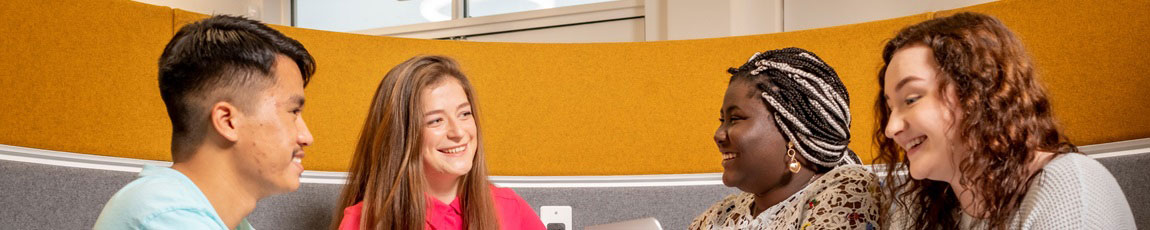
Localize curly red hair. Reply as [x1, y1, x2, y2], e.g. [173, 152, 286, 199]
[872, 12, 1076, 229]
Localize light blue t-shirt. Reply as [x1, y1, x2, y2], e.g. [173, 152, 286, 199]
[93, 165, 255, 230]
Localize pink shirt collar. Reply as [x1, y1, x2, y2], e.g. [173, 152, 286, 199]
[338, 185, 545, 230]
[425, 195, 464, 230]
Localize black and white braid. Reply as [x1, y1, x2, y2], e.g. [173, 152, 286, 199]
[728, 47, 861, 168]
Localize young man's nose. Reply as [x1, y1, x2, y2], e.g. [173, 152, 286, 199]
[297, 117, 314, 147]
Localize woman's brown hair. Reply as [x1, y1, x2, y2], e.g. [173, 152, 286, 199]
[332, 55, 500, 230]
[873, 12, 1076, 229]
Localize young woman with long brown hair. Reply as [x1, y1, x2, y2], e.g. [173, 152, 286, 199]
[874, 12, 1134, 229]
[332, 55, 545, 230]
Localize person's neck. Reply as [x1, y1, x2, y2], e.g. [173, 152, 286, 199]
[751, 168, 819, 217]
[171, 146, 262, 229]
[425, 172, 461, 205]
[947, 176, 983, 218]
[947, 150, 1056, 218]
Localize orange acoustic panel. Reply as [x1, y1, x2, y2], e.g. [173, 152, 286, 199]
[1, 0, 1146, 175]
[0, 0, 173, 162]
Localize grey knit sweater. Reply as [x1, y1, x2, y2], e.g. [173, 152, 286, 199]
[959, 153, 1136, 229]
[893, 153, 1137, 229]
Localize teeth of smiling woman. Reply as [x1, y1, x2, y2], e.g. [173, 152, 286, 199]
[292, 157, 302, 164]
[445, 146, 465, 154]
[905, 137, 926, 150]
[722, 153, 737, 160]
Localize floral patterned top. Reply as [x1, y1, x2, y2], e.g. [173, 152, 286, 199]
[689, 165, 880, 230]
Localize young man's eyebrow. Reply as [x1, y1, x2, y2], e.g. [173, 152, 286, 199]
[291, 95, 305, 107]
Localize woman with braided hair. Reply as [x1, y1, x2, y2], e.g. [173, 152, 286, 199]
[875, 12, 1134, 229]
[690, 47, 880, 230]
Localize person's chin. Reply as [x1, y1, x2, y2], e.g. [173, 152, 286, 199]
[720, 172, 738, 188]
[449, 167, 472, 177]
[265, 179, 301, 196]
[283, 175, 302, 191]
[907, 162, 933, 181]
[908, 168, 925, 180]
[447, 161, 472, 174]
[285, 181, 301, 192]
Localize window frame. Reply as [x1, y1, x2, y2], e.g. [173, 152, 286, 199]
[293, 0, 646, 40]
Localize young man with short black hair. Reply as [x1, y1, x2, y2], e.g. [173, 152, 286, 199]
[94, 15, 317, 230]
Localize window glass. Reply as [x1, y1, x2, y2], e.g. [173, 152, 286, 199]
[295, 0, 452, 32]
[466, 0, 618, 18]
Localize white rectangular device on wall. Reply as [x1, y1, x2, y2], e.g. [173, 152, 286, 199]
[539, 206, 572, 230]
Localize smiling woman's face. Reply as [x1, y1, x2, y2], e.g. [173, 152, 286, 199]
[420, 77, 478, 180]
[714, 79, 790, 193]
[882, 44, 965, 181]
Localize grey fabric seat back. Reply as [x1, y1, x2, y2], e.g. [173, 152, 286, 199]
[1, 141, 1147, 229]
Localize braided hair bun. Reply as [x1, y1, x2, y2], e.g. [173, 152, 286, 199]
[728, 47, 861, 169]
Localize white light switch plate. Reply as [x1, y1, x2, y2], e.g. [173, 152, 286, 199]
[539, 206, 572, 230]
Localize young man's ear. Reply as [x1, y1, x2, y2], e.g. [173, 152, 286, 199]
[210, 102, 242, 142]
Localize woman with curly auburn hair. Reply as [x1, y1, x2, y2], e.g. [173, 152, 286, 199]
[874, 12, 1135, 229]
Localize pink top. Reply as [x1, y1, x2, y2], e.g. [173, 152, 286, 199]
[338, 185, 546, 230]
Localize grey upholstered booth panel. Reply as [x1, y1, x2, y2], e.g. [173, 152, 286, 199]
[246, 184, 740, 230]
[1093, 150, 1150, 230]
[514, 186, 741, 230]
[3, 149, 1147, 230]
[0, 160, 135, 229]
[248, 183, 344, 230]
[0, 156, 738, 230]
[0, 158, 347, 230]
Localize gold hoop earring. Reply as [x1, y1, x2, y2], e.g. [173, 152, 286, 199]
[787, 142, 801, 173]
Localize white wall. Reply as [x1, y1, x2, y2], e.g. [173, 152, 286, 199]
[653, 0, 783, 40]
[132, 0, 291, 25]
[662, 0, 732, 40]
[782, 0, 995, 31]
[729, 0, 782, 36]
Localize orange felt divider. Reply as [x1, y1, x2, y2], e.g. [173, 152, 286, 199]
[1, 0, 1146, 175]
[0, 0, 173, 161]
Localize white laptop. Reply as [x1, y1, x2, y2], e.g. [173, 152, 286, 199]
[584, 217, 664, 230]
